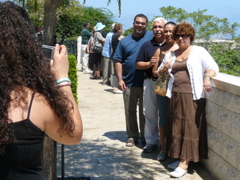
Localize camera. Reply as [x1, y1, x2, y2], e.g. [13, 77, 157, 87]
[42, 44, 55, 60]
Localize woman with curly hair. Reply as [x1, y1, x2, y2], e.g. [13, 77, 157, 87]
[0, 1, 83, 179]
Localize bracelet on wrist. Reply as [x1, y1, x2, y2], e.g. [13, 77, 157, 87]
[203, 74, 212, 80]
[56, 81, 71, 87]
[56, 78, 71, 84]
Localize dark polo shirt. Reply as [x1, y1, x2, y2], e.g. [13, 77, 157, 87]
[136, 37, 166, 80]
[81, 28, 92, 44]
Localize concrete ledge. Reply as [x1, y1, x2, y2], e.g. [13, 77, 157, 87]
[213, 72, 240, 96]
[204, 73, 240, 180]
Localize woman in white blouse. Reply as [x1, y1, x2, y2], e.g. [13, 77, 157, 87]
[158, 22, 219, 178]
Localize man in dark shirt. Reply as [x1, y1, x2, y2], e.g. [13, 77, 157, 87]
[81, 22, 92, 73]
[136, 17, 167, 156]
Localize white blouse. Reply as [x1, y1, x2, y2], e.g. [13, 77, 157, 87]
[158, 45, 219, 100]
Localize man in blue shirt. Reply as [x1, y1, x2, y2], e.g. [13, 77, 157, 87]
[113, 14, 153, 147]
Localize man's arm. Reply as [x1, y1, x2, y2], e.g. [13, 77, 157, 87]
[136, 43, 156, 70]
[152, 48, 161, 77]
[136, 60, 156, 70]
[115, 60, 126, 91]
[87, 30, 92, 39]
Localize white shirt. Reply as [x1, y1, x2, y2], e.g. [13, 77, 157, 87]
[158, 45, 219, 100]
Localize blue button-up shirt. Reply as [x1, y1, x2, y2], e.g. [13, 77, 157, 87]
[102, 31, 114, 57]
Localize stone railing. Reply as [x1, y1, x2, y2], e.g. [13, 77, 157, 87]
[201, 73, 240, 180]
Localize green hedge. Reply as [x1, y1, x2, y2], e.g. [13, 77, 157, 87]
[68, 55, 78, 103]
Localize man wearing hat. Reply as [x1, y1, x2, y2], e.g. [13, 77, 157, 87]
[102, 23, 116, 86]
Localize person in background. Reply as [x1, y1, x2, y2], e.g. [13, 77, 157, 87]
[113, 14, 153, 147]
[136, 17, 167, 153]
[86, 26, 96, 71]
[102, 23, 116, 85]
[81, 21, 92, 73]
[101, 29, 107, 38]
[110, 23, 124, 94]
[152, 21, 178, 161]
[92, 22, 106, 79]
[158, 22, 219, 178]
[0, 1, 83, 179]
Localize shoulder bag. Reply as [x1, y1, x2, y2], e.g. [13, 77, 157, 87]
[93, 45, 103, 54]
[154, 51, 173, 96]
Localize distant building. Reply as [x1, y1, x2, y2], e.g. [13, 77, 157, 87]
[195, 38, 235, 43]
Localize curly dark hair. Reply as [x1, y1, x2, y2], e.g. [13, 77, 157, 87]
[0, 1, 75, 154]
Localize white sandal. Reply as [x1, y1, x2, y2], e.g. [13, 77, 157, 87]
[170, 167, 187, 178]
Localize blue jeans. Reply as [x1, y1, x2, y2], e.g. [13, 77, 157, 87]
[157, 94, 168, 127]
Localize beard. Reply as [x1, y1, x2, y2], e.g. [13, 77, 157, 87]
[134, 26, 146, 34]
[136, 30, 144, 34]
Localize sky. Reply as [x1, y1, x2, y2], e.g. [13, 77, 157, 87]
[79, 0, 240, 36]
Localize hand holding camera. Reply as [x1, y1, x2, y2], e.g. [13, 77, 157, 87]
[50, 44, 69, 80]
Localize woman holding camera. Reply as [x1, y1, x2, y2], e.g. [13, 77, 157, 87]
[0, 2, 83, 179]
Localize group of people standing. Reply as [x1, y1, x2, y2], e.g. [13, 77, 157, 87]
[112, 14, 219, 178]
[80, 21, 124, 93]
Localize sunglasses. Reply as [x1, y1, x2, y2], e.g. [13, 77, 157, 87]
[135, 21, 146, 26]
[175, 34, 189, 39]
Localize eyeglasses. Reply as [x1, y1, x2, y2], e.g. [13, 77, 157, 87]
[135, 21, 146, 26]
[174, 34, 189, 39]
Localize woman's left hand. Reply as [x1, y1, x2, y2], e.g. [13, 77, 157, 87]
[203, 78, 212, 93]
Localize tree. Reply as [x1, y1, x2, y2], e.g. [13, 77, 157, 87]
[155, 6, 189, 23]
[56, 4, 115, 41]
[155, 6, 240, 49]
[231, 22, 240, 39]
[83, 0, 121, 16]
[43, 0, 61, 45]
[15, 0, 44, 31]
[210, 44, 240, 76]
[14, 0, 121, 44]
[157, 6, 239, 40]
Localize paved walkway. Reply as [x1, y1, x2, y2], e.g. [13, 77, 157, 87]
[57, 64, 215, 180]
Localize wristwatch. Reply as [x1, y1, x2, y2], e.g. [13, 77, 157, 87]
[203, 74, 212, 80]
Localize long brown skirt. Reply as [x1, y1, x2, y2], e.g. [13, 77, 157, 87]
[166, 92, 208, 162]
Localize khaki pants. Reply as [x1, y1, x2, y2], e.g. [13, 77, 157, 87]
[123, 87, 145, 141]
[102, 56, 111, 85]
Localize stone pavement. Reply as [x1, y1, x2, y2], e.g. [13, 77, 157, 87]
[57, 64, 216, 180]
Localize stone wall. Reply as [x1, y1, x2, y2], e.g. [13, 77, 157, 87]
[201, 73, 240, 180]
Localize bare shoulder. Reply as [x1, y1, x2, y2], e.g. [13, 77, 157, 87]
[30, 92, 55, 131]
[33, 90, 82, 145]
